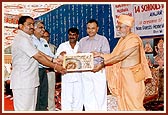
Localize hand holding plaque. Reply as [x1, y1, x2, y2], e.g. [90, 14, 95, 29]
[63, 53, 94, 72]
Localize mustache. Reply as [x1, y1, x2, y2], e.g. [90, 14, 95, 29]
[30, 28, 34, 31]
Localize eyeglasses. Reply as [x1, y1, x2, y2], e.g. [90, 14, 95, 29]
[38, 26, 45, 29]
[116, 25, 127, 30]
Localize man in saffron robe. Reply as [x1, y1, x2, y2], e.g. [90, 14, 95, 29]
[92, 14, 152, 111]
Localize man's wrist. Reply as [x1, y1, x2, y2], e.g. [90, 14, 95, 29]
[100, 52, 103, 58]
[54, 64, 57, 72]
[101, 60, 105, 68]
[51, 57, 54, 62]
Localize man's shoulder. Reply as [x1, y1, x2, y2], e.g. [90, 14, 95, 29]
[40, 38, 48, 43]
[96, 34, 108, 39]
[80, 36, 89, 40]
[79, 36, 90, 43]
[31, 35, 39, 43]
[124, 34, 141, 47]
[60, 41, 69, 45]
[58, 41, 69, 47]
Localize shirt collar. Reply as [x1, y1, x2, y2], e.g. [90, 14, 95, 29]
[18, 30, 32, 39]
[31, 34, 44, 42]
[86, 34, 99, 41]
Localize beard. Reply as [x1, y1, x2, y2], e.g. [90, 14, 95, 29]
[118, 31, 127, 38]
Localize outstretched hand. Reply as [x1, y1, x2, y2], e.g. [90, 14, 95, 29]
[53, 51, 67, 65]
[60, 51, 66, 56]
[91, 51, 101, 58]
[91, 63, 104, 73]
[54, 64, 67, 74]
[53, 58, 63, 65]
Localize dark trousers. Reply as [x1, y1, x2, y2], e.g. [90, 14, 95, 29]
[36, 68, 48, 111]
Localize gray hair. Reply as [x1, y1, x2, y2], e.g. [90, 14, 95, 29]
[34, 20, 44, 29]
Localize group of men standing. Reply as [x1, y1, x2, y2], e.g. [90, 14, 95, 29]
[10, 14, 152, 111]
[10, 16, 66, 111]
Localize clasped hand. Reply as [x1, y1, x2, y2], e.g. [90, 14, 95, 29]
[53, 51, 67, 65]
[53, 51, 67, 74]
[91, 51, 101, 58]
[91, 63, 104, 73]
[91, 51, 104, 73]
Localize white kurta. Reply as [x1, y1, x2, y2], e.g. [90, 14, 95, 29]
[56, 41, 83, 111]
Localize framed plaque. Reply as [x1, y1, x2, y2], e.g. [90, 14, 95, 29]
[63, 53, 94, 72]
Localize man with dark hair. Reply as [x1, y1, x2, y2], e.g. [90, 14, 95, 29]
[56, 27, 83, 111]
[78, 19, 110, 111]
[43, 30, 57, 55]
[10, 16, 66, 111]
[43, 30, 57, 111]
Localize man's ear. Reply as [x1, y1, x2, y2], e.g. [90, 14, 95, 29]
[18, 24, 22, 29]
[97, 27, 99, 32]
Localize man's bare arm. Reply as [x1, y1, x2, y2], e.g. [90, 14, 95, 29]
[104, 45, 139, 65]
[33, 51, 66, 74]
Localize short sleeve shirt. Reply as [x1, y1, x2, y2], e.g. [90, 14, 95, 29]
[32, 35, 55, 68]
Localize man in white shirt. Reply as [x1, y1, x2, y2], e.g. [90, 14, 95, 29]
[56, 28, 83, 111]
[43, 30, 57, 111]
[32, 20, 56, 111]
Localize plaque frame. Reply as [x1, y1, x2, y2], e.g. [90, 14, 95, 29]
[63, 53, 94, 72]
